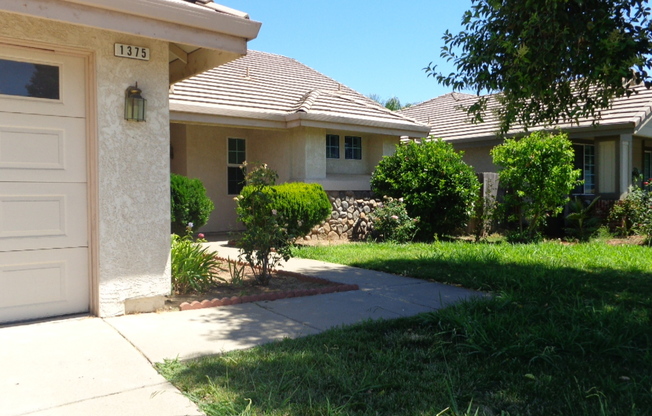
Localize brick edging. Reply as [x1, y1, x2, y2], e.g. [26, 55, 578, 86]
[178, 258, 359, 311]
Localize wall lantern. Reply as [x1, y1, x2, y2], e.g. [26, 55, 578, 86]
[124, 83, 146, 121]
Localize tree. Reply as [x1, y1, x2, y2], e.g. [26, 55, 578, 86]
[235, 163, 330, 285]
[367, 94, 410, 111]
[428, 0, 652, 134]
[491, 131, 581, 242]
[371, 139, 480, 239]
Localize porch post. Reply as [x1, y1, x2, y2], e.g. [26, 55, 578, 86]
[619, 134, 633, 197]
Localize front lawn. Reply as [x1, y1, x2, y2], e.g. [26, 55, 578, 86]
[158, 241, 652, 415]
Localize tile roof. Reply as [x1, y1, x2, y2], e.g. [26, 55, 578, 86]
[179, 0, 250, 19]
[400, 87, 652, 142]
[169, 50, 430, 136]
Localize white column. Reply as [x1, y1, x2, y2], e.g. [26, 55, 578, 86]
[619, 134, 633, 197]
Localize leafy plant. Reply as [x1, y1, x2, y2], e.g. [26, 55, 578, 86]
[170, 225, 222, 294]
[235, 162, 330, 285]
[639, 179, 652, 245]
[427, 0, 652, 134]
[269, 182, 331, 237]
[608, 178, 652, 240]
[369, 197, 419, 243]
[170, 173, 214, 235]
[371, 139, 480, 239]
[227, 257, 247, 287]
[565, 196, 601, 242]
[491, 131, 581, 242]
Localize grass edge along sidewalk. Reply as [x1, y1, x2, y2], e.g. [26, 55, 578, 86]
[158, 241, 652, 415]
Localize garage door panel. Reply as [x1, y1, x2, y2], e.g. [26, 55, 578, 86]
[0, 248, 89, 323]
[0, 46, 85, 118]
[0, 183, 87, 252]
[0, 45, 89, 323]
[0, 113, 86, 183]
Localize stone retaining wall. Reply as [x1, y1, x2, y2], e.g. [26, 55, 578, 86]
[303, 191, 382, 241]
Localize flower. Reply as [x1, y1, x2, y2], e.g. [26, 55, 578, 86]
[391, 215, 399, 220]
[271, 209, 277, 216]
[187, 222, 194, 228]
[197, 233, 204, 239]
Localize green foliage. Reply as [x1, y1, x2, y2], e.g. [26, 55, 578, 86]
[367, 93, 412, 110]
[491, 131, 581, 242]
[565, 196, 602, 241]
[170, 173, 214, 235]
[371, 139, 480, 239]
[170, 228, 222, 294]
[235, 163, 330, 285]
[609, 178, 652, 243]
[226, 257, 246, 287]
[269, 182, 331, 237]
[428, 0, 652, 134]
[369, 197, 420, 243]
[163, 241, 652, 415]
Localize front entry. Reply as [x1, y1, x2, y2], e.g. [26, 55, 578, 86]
[0, 43, 89, 324]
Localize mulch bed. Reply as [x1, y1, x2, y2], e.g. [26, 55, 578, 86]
[162, 257, 358, 312]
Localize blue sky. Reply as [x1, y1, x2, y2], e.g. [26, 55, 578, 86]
[216, 1, 472, 106]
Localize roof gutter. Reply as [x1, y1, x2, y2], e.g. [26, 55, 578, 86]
[170, 101, 431, 138]
[440, 120, 638, 144]
[5, 0, 262, 51]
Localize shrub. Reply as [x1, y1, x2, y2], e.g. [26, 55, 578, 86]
[235, 163, 330, 285]
[491, 131, 581, 242]
[371, 139, 480, 239]
[170, 173, 214, 235]
[369, 197, 419, 243]
[269, 182, 332, 237]
[565, 196, 601, 242]
[170, 226, 222, 294]
[609, 178, 652, 244]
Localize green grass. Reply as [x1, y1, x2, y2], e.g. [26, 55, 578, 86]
[157, 241, 652, 415]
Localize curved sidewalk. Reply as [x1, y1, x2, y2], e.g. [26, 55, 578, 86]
[0, 242, 480, 416]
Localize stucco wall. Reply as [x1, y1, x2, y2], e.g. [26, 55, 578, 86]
[0, 14, 172, 316]
[174, 123, 401, 233]
[454, 143, 498, 172]
[177, 124, 292, 233]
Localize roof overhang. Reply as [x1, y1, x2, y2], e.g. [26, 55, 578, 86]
[438, 120, 640, 145]
[170, 102, 432, 138]
[2, 0, 262, 83]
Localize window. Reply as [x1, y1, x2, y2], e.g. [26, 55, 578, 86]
[326, 134, 340, 159]
[345, 136, 362, 160]
[644, 150, 651, 180]
[0, 59, 60, 100]
[227, 138, 246, 195]
[573, 144, 595, 194]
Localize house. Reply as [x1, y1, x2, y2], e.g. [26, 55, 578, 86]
[0, 0, 261, 324]
[400, 89, 652, 200]
[168, 50, 430, 234]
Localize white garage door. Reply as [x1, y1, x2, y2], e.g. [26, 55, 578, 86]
[0, 45, 89, 324]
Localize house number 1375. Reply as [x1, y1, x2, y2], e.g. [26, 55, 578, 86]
[114, 43, 150, 61]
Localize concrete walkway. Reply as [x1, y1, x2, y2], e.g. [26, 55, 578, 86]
[0, 242, 480, 416]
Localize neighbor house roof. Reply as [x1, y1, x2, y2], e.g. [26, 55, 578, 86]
[400, 87, 652, 143]
[169, 50, 431, 137]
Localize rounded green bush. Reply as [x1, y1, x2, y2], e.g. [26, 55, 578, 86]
[170, 173, 214, 235]
[270, 183, 332, 236]
[371, 139, 480, 239]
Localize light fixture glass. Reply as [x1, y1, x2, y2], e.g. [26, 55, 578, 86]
[124, 83, 146, 121]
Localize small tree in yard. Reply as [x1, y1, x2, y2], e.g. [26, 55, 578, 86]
[491, 131, 581, 242]
[371, 139, 480, 240]
[235, 162, 330, 285]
